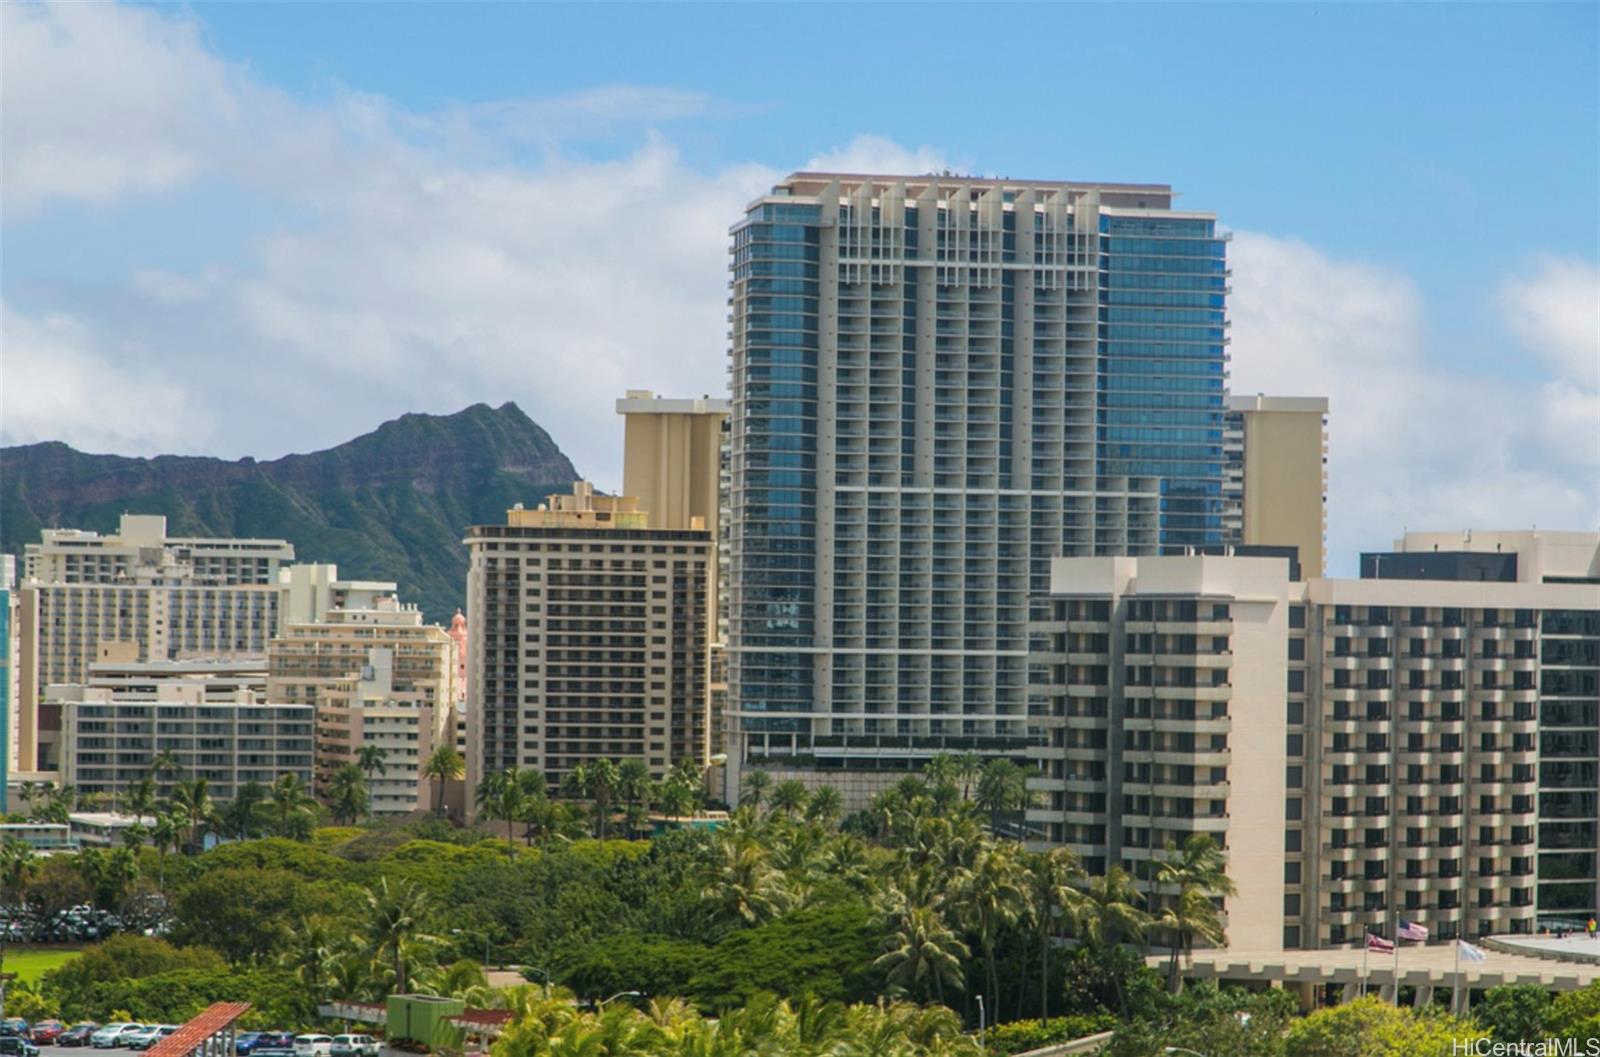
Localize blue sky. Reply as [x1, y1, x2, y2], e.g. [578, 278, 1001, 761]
[2, 2, 1596, 569]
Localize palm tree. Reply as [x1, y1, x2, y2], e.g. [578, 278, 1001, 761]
[422, 745, 464, 817]
[954, 751, 984, 801]
[221, 781, 268, 840]
[702, 836, 789, 926]
[958, 841, 1027, 1024]
[974, 759, 1033, 836]
[585, 759, 620, 839]
[768, 779, 810, 819]
[657, 778, 696, 820]
[806, 785, 844, 826]
[169, 777, 215, 853]
[269, 773, 310, 837]
[149, 748, 182, 788]
[616, 759, 650, 817]
[1026, 846, 1088, 1017]
[1081, 865, 1149, 948]
[151, 813, 182, 890]
[873, 889, 969, 1004]
[126, 776, 158, 821]
[357, 745, 388, 779]
[281, 915, 338, 1002]
[741, 769, 771, 812]
[327, 763, 370, 825]
[1154, 834, 1237, 992]
[361, 876, 437, 995]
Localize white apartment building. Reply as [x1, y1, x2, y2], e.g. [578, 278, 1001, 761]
[1028, 532, 1600, 953]
[15, 515, 294, 771]
[277, 564, 399, 629]
[58, 681, 313, 801]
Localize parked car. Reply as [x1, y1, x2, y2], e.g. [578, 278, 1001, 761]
[0, 1038, 39, 1057]
[90, 1025, 144, 1049]
[234, 1034, 265, 1056]
[124, 1027, 179, 1052]
[292, 1036, 333, 1057]
[31, 1023, 66, 1046]
[329, 1037, 378, 1057]
[0, 1024, 28, 1040]
[59, 1025, 102, 1049]
[253, 1034, 296, 1053]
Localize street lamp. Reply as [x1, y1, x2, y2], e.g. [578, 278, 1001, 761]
[975, 995, 985, 1049]
[601, 991, 642, 1009]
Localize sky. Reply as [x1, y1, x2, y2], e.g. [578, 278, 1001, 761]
[2, 1, 1597, 574]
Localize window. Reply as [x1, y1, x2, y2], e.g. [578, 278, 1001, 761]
[1285, 862, 1302, 884]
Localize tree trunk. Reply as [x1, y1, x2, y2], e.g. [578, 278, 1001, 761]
[1040, 923, 1050, 1018]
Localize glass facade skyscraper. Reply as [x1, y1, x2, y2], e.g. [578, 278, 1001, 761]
[726, 174, 1228, 790]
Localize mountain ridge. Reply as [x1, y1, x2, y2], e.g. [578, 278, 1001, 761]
[1, 402, 580, 622]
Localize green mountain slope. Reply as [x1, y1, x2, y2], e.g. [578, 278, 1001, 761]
[0, 403, 580, 622]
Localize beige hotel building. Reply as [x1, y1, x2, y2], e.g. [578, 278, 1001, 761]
[464, 482, 714, 805]
[1028, 530, 1599, 952]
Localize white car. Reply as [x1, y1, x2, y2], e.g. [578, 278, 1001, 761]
[128, 1028, 180, 1052]
[292, 1037, 334, 1057]
[90, 1026, 144, 1050]
[329, 1037, 379, 1057]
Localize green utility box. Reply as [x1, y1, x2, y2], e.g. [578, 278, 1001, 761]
[386, 995, 466, 1047]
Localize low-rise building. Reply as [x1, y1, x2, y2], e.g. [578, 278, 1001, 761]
[58, 682, 313, 802]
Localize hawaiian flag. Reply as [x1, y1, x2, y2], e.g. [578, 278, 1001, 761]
[1366, 932, 1394, 953]
[1458, 940, 1487, 963]
[1398, 919, 1429, 942]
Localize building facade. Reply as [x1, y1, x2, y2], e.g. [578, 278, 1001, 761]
[464, 484, 714, 804]
[1, 556, 14, 813]
[1027, 533, 1600, 952]
[726, 173, 1229, 795]
[269, 596, 457, 817]
[617, 390, 730, 536]
[58, 684, 313, 802]
[16, 516, 294, 771]
[277, 564, 398, 629]
[313, 648, 446, 816]
[1223, 395, 1329, 578]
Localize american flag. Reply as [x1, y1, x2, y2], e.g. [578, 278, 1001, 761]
[1398, 919, 1429, 942]
[1366, 932, 1394, 953]
[1458, 940, 1486, 963]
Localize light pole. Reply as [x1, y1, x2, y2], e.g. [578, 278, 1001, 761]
[975, 995, 985, 1049]
[601, 990, 642, 1010]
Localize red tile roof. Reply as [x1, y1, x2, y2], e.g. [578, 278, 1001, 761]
[145, 1003, 252, 1057]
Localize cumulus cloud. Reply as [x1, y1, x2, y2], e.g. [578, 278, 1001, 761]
[1229, 233, 1599, 574]
[0, 1, 787, 481]
[1499, 256, 1600, 389]
[805, 135, 950, 176]
[0, 300, 208, 453]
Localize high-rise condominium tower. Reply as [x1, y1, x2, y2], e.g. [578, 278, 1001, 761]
[726, 173, 1228, 793]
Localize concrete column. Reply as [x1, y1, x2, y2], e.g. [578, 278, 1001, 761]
[1413, 984, 1433, 1009]
[1341, 981, 1360, 1004]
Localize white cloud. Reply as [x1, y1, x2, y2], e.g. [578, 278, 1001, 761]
[0, 300, 207, 453]
[1230, 232, 1600, 574]
[1499, 255, 1600, 389]
[805, 135, 950, 176]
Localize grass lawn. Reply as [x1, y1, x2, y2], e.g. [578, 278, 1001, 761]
[4, 947, 82, 985]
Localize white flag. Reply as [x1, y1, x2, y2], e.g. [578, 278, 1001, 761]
[1458, 940, 1486, 963]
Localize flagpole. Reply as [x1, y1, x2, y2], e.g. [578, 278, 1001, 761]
[1454, 937, 1463, 1016]
[1393, 915, 1401, 1005]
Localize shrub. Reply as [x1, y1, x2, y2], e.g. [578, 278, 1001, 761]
[987, 1014, 1116, 1054]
